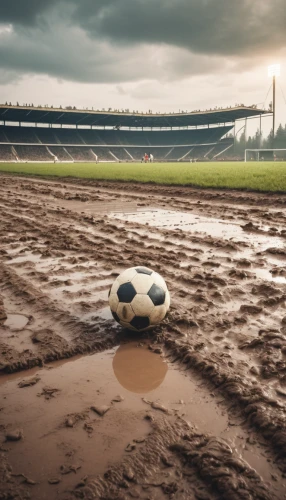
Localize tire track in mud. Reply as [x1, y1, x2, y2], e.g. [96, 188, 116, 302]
[75, 417, 277, 500]
[0, 174, 286, 499]
[0, 262, 121, 372]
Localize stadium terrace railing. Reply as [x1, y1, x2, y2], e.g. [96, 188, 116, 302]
[0, 142, 225, 148]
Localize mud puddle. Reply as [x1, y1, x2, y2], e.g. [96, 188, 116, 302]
[47, 277, 112, 296]
[1, 342, 282, 498]
[44, 279, 113, 314]
[0, 346, 150, 500]
[49, 271, 96, 282]
[60, 198, 138, 215]
[7, 251, 43, 265]
[82, 306, 112, 322]
[1, 313, 32, 352]
[4, 314, 29, 329]
[7, 251, 59, 272]
[110, 208, 284, 250]
[0, 343, 218, 493]
[255, 267, 286, 284]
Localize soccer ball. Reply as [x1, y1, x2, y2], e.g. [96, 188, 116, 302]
[109, 266, 170, 331]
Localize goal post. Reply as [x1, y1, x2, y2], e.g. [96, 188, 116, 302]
[245, 149, 286, 162]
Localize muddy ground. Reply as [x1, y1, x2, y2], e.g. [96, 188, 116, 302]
[0, 173, 286, 500]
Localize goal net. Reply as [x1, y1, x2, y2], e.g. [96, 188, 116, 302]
[245, 149, 286, 162]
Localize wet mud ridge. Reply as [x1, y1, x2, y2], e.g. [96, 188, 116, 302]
[0, 173, 286, 499]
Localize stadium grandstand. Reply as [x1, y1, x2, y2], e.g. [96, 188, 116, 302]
[0, 104, 268, 163]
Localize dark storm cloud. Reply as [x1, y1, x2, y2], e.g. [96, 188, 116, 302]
[0, 24, 223, 84]
[71, 0, 286, 56]
[0, 0, 58, 25]
[2, 0, 286, 55]
[0, 25, 152, 83]
[0, 0, 285, 85]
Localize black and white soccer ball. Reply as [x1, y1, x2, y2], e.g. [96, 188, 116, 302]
[109, 266, 170, 331]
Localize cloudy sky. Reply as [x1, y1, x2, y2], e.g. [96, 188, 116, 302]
[0, 0, 285, 136]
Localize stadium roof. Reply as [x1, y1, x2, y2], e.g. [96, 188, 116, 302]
[0, 105, 269, 128]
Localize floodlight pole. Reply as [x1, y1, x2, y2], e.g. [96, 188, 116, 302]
[272, 75, 276, 146]
[268, 65, 280, 145]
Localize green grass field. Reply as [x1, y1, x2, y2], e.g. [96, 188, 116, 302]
[0, 161, 285, 192]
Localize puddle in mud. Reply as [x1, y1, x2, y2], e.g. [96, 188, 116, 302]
[7, 252, 59, 272]
[50, 271, 95, 282]
[0, 344, 166, 499]
[0, 342, 283, 497]
[4, 313, 29, 329]
[110, 209, 241, 238]
[46, 277, 113, 307]
[7, 251, 43, 264]
[61, 198, 138, 215]
[113, 343, 168, 393]
[1, 329, 36, 352]
[82, 306, 112, 322]
[6, 245, 27, 255]
[109, 209, 284, 251]
[255, 267, 286, 284]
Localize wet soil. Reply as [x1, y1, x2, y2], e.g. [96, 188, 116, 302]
[0, 173, 286, 499]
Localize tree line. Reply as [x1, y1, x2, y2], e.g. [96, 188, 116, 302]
[233, 123, 286, 156]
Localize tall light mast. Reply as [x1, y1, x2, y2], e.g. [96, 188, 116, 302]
[268, 64, 281, 145]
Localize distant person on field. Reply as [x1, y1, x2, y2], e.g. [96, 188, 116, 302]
[144, 153, 149, 163]
[149, 153, 154, 162]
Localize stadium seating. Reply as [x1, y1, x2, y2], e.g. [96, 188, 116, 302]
[0, 125, 231, 146]
[0, 129, 9, 142]
[0, 124, 233, 162]
[4, 127, 39, 144]
[77, 130, 107, 146]
[109, 148, 132, 161]
[48, 146, 72, 161]
[14, 145, 53, 161]
[0, 145, 17, 161]
[35, 128, 60, 144]
[208, 143, 233, 159]
[65, 147, 97, 162]
[183, 145, 213, 161]
[91, 148, 115, 161]
[53, 129, 84, 145]
[126, 147, 172, 161]
[165, 146, 194, 161]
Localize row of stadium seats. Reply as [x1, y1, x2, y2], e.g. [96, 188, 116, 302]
[0, 143, 232, 162]
[0, 125, 232, 147]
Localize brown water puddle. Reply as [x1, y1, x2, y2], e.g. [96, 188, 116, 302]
[0, 342, 283, 499]
[82, 306, 112, 322]
[254, 267, 286, 284]
[0, 343, 225, 499]
[44, 277, 113, 302]
[113, 343, 168, 393]
[109, 208, 284, 251]
[7, 252, 59, 271]
[6, 252, 43, 265]
[59, 198, 138, 214]
[4, 314, 29, 329]
[0, 314, 32, 352]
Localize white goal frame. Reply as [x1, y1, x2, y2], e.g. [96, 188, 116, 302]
[245, 149, 286, 162]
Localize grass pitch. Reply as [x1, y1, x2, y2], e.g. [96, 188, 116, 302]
[0, 161, 285, 192]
